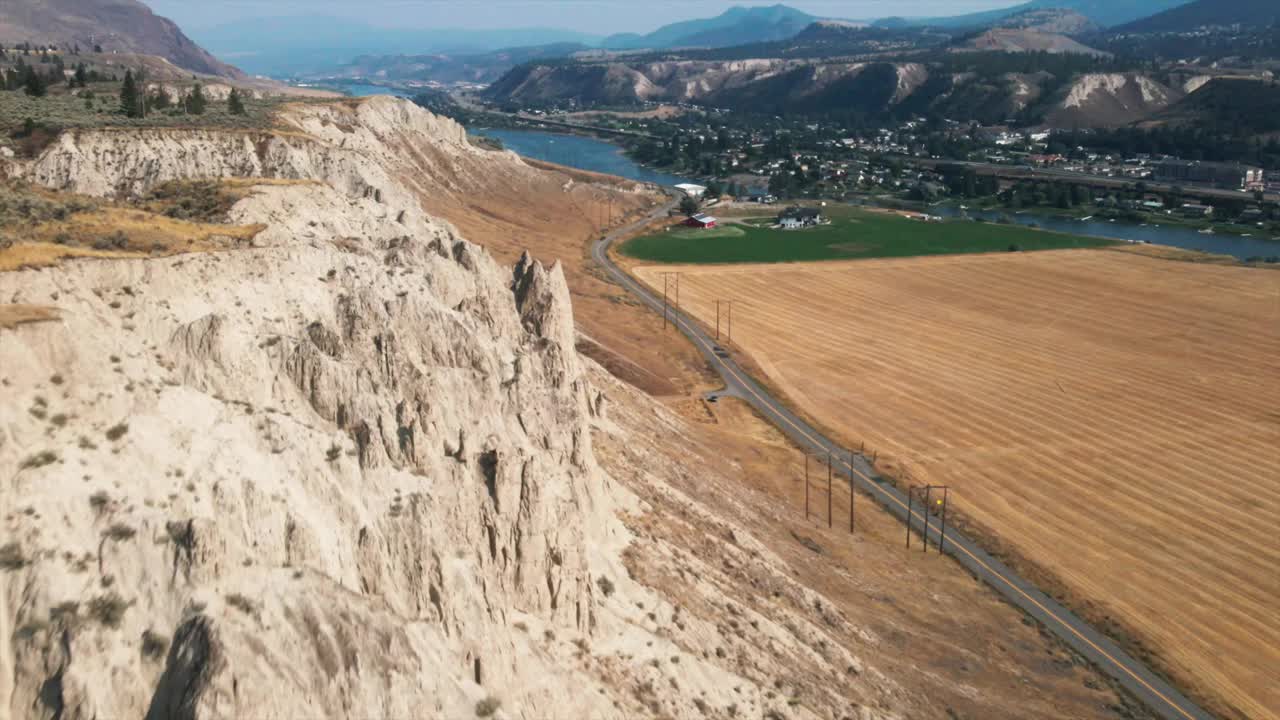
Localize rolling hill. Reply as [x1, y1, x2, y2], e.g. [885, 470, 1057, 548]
[0, 0, 241, 78]
[877, 0, 1193, 30]
[959, 29, 1109, 56]
[1111, 0, 1280, 33]
[602, 4, 821, 50]
[1153, 77, 1280, 133]
[333, 43, 591, 86]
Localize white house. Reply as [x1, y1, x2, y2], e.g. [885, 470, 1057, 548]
[674, 183, 706, 198]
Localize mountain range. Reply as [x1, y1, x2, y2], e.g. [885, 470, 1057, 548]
[188, 17, 602, 77]
[601, 4, 827, 50]
[61, 2, 1214, 81]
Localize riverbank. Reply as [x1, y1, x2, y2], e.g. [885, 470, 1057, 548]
[930, 204, 1280, 261]
[468, 128, 694, 187]
[940, 199, 1279, 237]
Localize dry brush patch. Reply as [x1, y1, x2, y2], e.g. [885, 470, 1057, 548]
[0, 182, 267, 272]
[635, 249, 1280, 720]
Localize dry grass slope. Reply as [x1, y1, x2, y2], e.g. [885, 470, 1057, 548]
[635, 249, 1280, 720]
[0, 181, 268, 272]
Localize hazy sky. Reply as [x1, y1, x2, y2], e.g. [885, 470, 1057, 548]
[145, 1, 1023, 33]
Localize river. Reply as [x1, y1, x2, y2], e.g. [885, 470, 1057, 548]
[469, 129, 693, 187]
[931, 206, 1278, 261]
[310, 82, 415, 98]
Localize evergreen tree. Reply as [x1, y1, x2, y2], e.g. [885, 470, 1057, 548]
[22, 66, 47, 97]
[679, 195, 701, 215]
[120, 70, 140, 118]
[185, 83, 207, 115]
[227, 87, 246, 116]
[73, 63, 88, 88]
[148, 87, 171, 111]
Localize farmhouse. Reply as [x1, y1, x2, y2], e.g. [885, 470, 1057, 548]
[778, 206, 824, 229]
[685, 213, 718, 229]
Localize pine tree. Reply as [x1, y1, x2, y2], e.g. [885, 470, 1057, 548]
[22, 66, 47, 97]
[227, 87, 246, 116]
[185, 83, 207, 115]
[149, 87, 171, 111]
[120, 70, 140, 118]
[73, 63, 88, 88]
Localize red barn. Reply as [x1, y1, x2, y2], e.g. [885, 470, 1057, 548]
[685, 213, 718, 229]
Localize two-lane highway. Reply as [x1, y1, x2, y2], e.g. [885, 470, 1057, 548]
[591, 195, 1216, 720]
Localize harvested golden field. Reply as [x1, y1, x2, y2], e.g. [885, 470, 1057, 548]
[635, 249, 1280, 720]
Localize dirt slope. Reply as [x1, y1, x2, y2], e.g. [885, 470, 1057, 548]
[961, 29, 1109, 56]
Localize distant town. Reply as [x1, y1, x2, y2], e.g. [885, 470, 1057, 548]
[450, 99, 1280, 238]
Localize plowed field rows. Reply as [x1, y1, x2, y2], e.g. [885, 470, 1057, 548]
[635, 250, 1280, 720]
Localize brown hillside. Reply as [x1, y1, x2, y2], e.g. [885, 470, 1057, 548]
[0, 0, 241, 78]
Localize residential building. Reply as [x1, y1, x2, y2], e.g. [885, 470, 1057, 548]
[778, 206, 823, 229]
[1154, 160, 1264, 190]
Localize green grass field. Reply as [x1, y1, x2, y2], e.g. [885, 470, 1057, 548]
[621, 207, 1115, 264]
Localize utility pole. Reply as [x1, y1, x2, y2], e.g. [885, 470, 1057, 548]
[848, 449, 855, 534]
[804, 453, 810, 521]
[661, 272, 680, 331]
[906, 486, 916, 549]
[826, 452, 832, 528]
[715, 300, 735, 342]
[922, 486, 933, 553]
[938, 486, 950, 553]
[662, 275, 669, 331]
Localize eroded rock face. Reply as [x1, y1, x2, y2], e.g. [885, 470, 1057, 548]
[16, 97, 495, 202]
[0, 160, 609, 718]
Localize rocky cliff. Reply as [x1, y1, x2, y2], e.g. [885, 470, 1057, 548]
[0, 97, 917, 720]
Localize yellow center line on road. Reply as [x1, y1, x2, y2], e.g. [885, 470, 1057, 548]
[665, 309, 1199, 720]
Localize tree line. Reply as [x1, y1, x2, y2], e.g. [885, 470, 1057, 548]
[118, 70, 247, 118]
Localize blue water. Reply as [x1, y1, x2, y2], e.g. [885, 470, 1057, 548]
[333, 83, 414, 98]
[470, 128, 692, 187]
[932, 206, 1278, 261]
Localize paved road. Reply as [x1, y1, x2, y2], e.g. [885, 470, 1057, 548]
[591, 195, 1216, 720]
